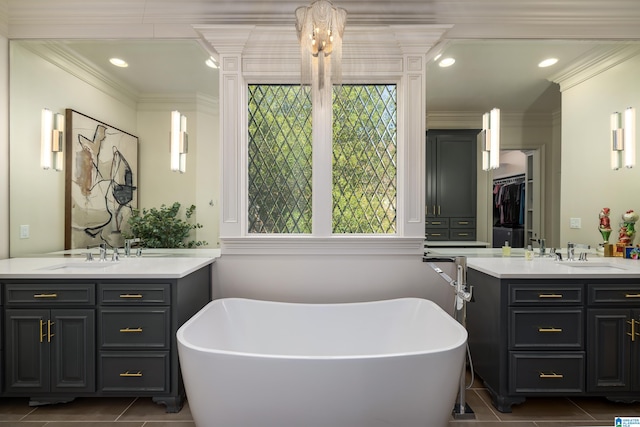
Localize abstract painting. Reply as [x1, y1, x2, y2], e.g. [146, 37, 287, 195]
[65, 109, 138, 249]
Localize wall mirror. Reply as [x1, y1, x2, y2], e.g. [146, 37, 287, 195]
[8, 37, 635, 255]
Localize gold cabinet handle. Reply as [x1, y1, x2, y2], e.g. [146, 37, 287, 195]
[119, 294, 143, 299]
[431, 233, 442, 237]
[433, 206, 436, 215]
[538, 327, 562, 333]
[432, 221, 442, 225]
[119, 371, 143, 377]
[625, 293, 640, 298]
[119, 327, 143, 333]
[538, 293, 563, 299]
[539, 372, 564, 379]
[628, 319, 637, 342]
[458, 221, 469, 225]
[458, 233, 469, 236]
[39, 319, 45, 343]
[34, 293, 58, 298]
[48, 320, 55, 343]
[438, 205, 441, 216]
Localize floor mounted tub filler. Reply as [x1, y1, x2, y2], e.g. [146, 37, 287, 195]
[177, 297, 468, 427]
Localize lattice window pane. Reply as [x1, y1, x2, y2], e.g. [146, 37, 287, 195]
[248, 85, 313, 233]
[332, 85, 397, 234]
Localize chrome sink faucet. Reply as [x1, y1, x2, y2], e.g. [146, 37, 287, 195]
[87, 243, 107, 262]
[530, 237, 546, 256]
[124, 238, 142, 257]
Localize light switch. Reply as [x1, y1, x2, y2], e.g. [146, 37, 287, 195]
[20, 224, 30, 239]
[569, 218, 581, 229]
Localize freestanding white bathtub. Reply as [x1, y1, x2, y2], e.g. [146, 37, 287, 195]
[177, 297, 467, 427]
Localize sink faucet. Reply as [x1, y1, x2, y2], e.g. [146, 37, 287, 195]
[87, 243, 107, 262]
[567, 242, 590, 261]
[530, 237, 546, 256]
[124, 238, 142, 257]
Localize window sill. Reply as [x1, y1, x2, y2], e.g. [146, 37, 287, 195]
[220, 236, 425, 256]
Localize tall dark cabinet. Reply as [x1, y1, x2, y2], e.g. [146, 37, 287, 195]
[425, 129, 478, 241]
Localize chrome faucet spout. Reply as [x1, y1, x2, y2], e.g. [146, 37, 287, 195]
[124, 238, 142, 257]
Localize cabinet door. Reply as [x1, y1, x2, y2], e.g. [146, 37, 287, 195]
[587, 308, 631, 392]
[5, 309, 49, 393]
[426, 130, 478, 218]
[50, 309, 95, 393]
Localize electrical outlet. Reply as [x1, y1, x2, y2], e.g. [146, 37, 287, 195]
[570, 218, 581, 229]
[19, 224, 30, 239]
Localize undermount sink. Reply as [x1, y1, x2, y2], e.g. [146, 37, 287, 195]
[562, 262, 626, 270]
[42, 262, 118, 270]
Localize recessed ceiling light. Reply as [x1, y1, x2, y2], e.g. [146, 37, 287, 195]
[538, 58, 558, 68]
[205, 56, 219, 69]
[438, 57, 455, 68]
[109, 58, 128, 68]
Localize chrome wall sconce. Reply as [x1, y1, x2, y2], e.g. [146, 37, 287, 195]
[479, 108, 500, 171]
[170, 110, 188, 173]
[41, 108, 64, 171]
[611, 107, 636, 170]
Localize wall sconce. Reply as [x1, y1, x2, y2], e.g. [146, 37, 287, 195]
[41, 108, 64, 171]
[170, 110, 188, 173]
[295, 0, 347, 91]
[611, 107, 636, 170]
[479, 108, 501, 171]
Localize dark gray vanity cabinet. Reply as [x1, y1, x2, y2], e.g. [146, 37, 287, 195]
[425, 130, 478, 241]
[1, 264, 211, 413]
[587, 284, 640, 396]
[4, 283, 96, 396]
[467, 269, 640, 412]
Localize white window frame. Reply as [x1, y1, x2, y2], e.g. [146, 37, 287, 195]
[196, 24, 449, 255]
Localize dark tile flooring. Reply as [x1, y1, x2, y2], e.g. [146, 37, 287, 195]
[1, 373, 639, 426]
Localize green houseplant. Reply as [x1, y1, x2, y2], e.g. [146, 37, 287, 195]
[124, 202, 207, 248]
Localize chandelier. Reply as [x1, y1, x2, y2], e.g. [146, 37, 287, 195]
[295, 0, 347, 90]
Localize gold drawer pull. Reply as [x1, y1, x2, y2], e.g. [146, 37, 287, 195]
[34, 293, 58, 298]
[432, 222, 442, 225]
[625, 293, 640, 298]
[119, 294, 143, 299]
[431, 233, 442, 237]
[539, 372, 564, 379]
[458, 233, 469, 236]
[119, 327, 143, 333]
[538, 327, 563, 333]
[119, 371, 143, 377]
[458, 221, 469, 225]
[538, 293, 562, 298]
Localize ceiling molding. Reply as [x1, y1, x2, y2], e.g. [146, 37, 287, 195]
[20, 41, 138, 108]
[550, 44, 640, 92]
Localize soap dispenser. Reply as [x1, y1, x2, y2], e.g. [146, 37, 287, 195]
[502, 241, 511, 257]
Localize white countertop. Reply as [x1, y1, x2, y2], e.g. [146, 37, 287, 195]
[0, 256, 216, 279]
[467, 256, 640, 279]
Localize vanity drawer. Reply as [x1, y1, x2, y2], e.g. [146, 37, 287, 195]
[425, 218, 449, 229]
[450, 229, 476, 241]
[5, 283, 95, 305]
[425, 230, 449, 240]
[450, 218, 476, 229]
[510, 309, 583, 349]
[588, 284, 640, 305]
[98, 283, 171, 305]
[509, 352, 584, 394]
[99, 352, 169, 393]
[509, 284, 583, 305]
[99, 308, 170, 349]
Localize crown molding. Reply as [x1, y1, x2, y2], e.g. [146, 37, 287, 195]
[21, 41, 139, 108]
[550, 44, 640, 91]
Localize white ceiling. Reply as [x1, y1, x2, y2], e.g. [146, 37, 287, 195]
[6, 0, 640, 115]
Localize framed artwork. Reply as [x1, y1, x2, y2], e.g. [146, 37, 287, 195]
[64, 109, 138, 249]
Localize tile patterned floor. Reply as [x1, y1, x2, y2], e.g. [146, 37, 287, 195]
[1, 375, 640, 426]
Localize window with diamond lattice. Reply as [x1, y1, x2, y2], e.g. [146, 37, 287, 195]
[333, 85, 397, 233]
[248, 85, 313, 233]
[247, 84, 397, 234]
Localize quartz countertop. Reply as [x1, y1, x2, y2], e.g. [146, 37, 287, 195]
[0, 256, 216, 279]
[467, 256, 640, 279]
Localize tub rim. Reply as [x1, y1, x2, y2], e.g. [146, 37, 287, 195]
[176, 297, 468, 361]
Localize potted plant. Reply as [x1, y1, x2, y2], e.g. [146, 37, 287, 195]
[124, 202, 207, 248]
